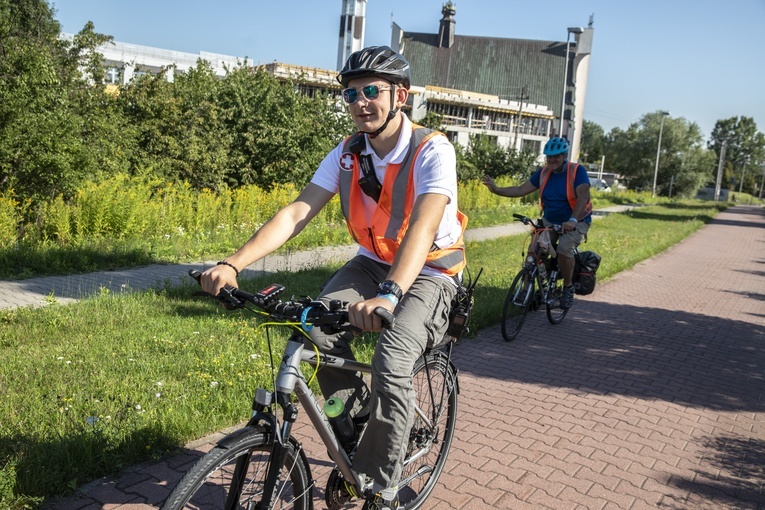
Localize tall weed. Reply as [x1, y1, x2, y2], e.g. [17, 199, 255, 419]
[0, 192, 21, 249]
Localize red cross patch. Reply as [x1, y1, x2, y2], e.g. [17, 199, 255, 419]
[339, 152, 355, 172]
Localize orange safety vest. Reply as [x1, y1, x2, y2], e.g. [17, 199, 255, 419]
[538, 161, 593, 220]
[338, 126, 468, 277]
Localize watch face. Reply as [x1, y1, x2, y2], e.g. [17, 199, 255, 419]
[378, 280, 401, 299]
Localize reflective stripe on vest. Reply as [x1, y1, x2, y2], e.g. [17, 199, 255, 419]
[539, 161, 593, 220]
[338, 126, 468, 276]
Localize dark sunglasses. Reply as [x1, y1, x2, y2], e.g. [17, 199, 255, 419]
[342, 84, 392, 104]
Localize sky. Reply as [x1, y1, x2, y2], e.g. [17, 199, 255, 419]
[51, 0, 764, 141]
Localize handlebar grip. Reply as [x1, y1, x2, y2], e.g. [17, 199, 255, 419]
[374, 306, 396, 330]
[189, 269, 202, 282]
[512, 213, 524, 221]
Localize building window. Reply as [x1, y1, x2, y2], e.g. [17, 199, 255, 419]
[426, 102, 468, 127]
[105, 67, 121, 84]
[522, 139, 541, 154]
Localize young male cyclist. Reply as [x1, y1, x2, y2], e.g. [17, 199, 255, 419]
[481, 136, 591, 309]
[200, 45, 466, 509]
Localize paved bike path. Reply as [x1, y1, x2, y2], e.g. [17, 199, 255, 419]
[40, 205, 765, 508]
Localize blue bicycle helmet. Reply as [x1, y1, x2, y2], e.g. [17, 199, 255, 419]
[543, 137, 570, 156]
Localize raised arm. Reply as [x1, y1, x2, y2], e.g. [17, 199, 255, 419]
[481, 175, 538, 197]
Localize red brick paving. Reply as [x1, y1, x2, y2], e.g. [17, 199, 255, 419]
[46, 205, 765, 509]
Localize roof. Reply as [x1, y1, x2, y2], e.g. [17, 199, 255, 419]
[400, 32, 569, 118]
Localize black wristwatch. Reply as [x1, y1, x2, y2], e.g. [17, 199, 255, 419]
[377, 280, 403, 301]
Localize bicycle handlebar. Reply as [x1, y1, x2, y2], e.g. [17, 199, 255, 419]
[188, 269, 395, 333]
[512, 214, 563, 232]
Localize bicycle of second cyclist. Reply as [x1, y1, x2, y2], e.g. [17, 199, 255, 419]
[161, 268, 479, 510]
[501, 214, 569, 342]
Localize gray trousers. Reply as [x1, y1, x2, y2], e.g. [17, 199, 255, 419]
[308, 255, 456, 488]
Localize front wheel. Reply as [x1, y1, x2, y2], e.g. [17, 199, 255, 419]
[501, 268, 534, 341]
[161, 428, 312, 510]
[397, 350, 458, 509]
[545, 272, 570, 324]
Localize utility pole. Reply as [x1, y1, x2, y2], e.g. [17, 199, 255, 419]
[714, 139, 728, 201]
[651, 111, 669, 198]
[759, 162, 765, 200]
[512, 86, 529, 151]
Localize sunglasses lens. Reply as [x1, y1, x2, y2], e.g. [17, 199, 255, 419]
[343, 85, 385, 104]
[361, 85, 380, 101]
[342, 88, 358, 104]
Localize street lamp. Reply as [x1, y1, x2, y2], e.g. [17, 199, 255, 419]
[651, 110, 670, 198]
[559, 26, 584, 137]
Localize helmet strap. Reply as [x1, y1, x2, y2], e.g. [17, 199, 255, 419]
[363, 86, 398, 139]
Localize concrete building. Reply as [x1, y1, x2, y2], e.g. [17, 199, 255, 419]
[61, 35, 246, 85]
[392, 3, 594, 162]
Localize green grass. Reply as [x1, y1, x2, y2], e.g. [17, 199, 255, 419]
[0, 201, 731, 508]
[0, 174, 675, 280]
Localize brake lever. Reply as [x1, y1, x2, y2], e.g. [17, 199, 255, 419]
[218, 285, 243, 310]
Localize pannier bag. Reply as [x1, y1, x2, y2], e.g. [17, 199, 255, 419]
[573, 250, 601, 295]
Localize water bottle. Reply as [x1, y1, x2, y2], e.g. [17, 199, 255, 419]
[324, 398, 355, 448]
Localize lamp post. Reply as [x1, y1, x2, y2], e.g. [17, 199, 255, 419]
[559, 26, 584, 137]
[651, 110, 670, 198]
[714, 139, 728, 201]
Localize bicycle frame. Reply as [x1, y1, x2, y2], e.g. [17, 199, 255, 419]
[242, 329, 453, 509]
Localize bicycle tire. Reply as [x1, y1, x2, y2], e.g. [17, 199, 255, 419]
[545, 273, 569, 324]
[501, 268, 534, 341]
[161, 428, 312, 510]
[397, 350, 458, 509]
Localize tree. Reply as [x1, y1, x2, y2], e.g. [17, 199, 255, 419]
[458, 134, 537, 182]
[579, 120, 605, 165]
[603, 112, 714, 197]
[0, 0, 115, 205]
[708, 117, 765, 194]
[218, 66, 353, 190]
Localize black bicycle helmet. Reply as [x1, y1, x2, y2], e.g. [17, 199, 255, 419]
[337, 46, 411, 89]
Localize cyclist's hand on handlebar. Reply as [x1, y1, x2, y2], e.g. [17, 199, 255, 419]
[348, 297, 395, 332]
[562, 220, 577, 232]
[200, 264, 239, 297]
